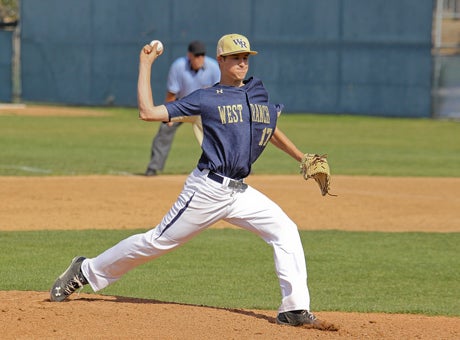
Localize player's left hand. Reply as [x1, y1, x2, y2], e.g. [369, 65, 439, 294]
[300, 154, 336, 196]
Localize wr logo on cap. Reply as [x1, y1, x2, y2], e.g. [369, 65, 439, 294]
[233, 39, 247, 49]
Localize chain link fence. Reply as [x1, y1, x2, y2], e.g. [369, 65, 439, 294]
[432, 0, 460, 118]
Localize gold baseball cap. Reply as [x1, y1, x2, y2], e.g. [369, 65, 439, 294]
[216, 34, 258, 56]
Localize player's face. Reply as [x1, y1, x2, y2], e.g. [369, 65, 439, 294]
[219, 53, 249, 86]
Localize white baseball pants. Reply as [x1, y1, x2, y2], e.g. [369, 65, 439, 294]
[81, 168, 310, 312]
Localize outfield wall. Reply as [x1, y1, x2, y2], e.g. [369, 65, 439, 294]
[19, 0, 434, 117]
[0, 29, 13, 102]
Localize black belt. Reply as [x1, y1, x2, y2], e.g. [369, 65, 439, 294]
[207, 171, 248, 190]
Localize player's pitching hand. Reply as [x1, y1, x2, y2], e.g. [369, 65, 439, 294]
[140, 41, 163, 65]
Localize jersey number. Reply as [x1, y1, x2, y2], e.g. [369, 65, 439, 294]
[258, 128, 273, 146]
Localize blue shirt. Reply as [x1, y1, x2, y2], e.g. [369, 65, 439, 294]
[167, 56, 220, 99]
[166, 77, 283, 180]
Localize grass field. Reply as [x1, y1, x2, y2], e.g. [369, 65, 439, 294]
[0, 106, 459, 317]
[0, 229, 458, 316]
[0, 107, 459, 176]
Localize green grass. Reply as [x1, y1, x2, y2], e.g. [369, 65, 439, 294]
[0, 107, 459, 176]
[0, 229, 458, 316]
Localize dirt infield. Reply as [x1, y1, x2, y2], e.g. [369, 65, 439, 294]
[1, 175, 459, 232]
[2, 291, 458, 339]
[0, 104, 111, 117]
[1, 175, 459, 339]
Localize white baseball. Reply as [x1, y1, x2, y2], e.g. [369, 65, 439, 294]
[149, 40, 164, 54]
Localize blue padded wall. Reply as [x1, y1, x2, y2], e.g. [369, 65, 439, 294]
[20, 0, 433, 116]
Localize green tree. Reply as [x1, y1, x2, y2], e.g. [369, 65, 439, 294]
[0, 0, 19, 23]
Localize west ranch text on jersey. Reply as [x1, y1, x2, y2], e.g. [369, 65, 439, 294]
[217, 103, 271, 124]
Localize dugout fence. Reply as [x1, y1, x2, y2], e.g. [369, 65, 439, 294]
[432, 0, 460, 118]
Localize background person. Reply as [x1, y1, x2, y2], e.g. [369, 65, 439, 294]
[145, 40, 220, 176]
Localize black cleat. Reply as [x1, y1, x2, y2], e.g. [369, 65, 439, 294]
[276, 310, 318, 326]
[276, 310, 338, 331]
[50, 256, 88, 302]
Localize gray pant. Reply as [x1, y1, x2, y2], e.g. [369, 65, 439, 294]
[146, 122, 182, 172]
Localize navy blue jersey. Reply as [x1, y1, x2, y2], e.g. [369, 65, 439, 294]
[165, 77, 282, 180]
